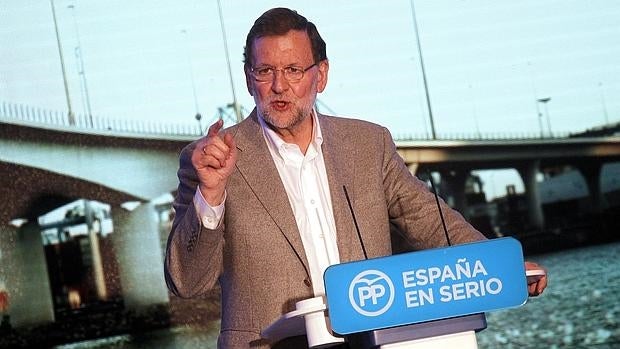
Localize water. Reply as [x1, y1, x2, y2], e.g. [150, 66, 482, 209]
[56, 242, 620, 349]
[477, 242, 620, 348]
[54, 322, 220, 349]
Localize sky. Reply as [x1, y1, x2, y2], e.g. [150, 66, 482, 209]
[1, 0, 620, 198]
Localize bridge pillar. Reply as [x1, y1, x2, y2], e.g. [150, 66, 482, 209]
[0, 222, 54, 327]
[577, 162, 607, 213]
[85, 201, 108, 301]
[518, 160, 545, 230]
[407, 163, 419, 176]
[111, 202, 169, 311]
[439, 170, 469, 219]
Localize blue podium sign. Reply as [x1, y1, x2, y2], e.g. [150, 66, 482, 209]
[324, 238, 528, 335]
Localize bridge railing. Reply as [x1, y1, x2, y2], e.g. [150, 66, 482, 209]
[1, 101, 203, 137]
[394, 131, 571, 141]
[2, 101, 605, 141]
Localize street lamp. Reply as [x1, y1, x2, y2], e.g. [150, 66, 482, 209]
[535, 102, 544, 138]
[410, 0, 437, 139]
[599, 82, 609, 125]
[50, 0, 75, 125]
[527, 61, 545, 138]
[468, 82, 481, 139]
[195, 112, 203, 134]
[180, 29, 202, 133]
[67, 3, 93, 127]
[217, 0, 243, 123]
[537, 97, 552, 137]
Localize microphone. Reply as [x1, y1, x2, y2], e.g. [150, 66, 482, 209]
[343, 185, 368, 260]
[426, 171, 452, 246]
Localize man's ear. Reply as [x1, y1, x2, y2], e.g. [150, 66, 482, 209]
[317, 59, 329, 93]
[245, 67, 255, 96]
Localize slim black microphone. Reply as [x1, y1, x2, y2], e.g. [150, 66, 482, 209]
[426, 171, 452, 246]
[343, 185, 368, 260]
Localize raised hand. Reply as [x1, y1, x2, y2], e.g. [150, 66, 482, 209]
[191, 119, 238, 205]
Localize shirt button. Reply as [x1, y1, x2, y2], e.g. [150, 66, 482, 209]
[310, 199, 315, 205]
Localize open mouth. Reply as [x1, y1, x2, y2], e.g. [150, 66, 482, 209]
[271, 101, 290, 111]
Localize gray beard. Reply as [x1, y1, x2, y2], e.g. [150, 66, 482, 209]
[259, 103, 312, 131]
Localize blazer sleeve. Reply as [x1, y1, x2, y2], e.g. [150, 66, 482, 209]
[164, 143, 224, 298]
[380, 127, 486, 249]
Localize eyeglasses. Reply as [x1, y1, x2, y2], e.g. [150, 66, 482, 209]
[249, 63, 317, 82]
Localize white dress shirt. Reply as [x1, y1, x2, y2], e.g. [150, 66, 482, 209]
[193, 111, 340, 296]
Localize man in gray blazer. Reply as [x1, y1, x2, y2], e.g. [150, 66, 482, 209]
[165, 7, 547, 349]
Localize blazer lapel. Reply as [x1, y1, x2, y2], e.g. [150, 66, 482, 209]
[319, 115, 360, 263]
[233, 111, 310, 274]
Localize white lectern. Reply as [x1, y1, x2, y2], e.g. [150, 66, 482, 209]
[262, 299, 486, 348]
[347, 313, 486, 349]
[262, 296, 344, 348]
[262, 238, 545, 349]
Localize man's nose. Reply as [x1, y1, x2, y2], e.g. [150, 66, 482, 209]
[271, 70, 289, 93]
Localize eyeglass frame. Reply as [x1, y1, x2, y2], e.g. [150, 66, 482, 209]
[248, 62, 318, 82]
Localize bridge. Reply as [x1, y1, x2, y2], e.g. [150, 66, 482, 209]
[399, 137, 620, 227]
[1, 104, 619, 329]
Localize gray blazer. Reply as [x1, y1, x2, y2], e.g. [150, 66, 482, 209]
[164, 111, 485, 348]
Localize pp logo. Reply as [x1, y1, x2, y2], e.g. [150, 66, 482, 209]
[348, 269, 395, 317]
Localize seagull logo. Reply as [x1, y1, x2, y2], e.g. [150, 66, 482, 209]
[348, 269, 395, 316]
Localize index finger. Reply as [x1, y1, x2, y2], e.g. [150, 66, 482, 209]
[207, 119, 224, 138]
